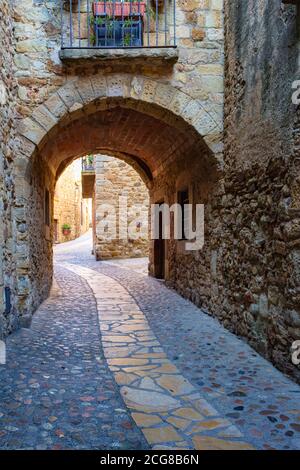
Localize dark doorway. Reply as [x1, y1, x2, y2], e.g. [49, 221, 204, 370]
[54, 219, 58, 243]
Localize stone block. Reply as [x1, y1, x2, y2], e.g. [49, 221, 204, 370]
[178, 0, 206, 12]
[284, 220, 300, 241]
[72, 13, 89, 40]
[106, 75, 130, 98]
[57, 82, 83, 109]
[169, 92, 191, 116]
[181, 100, 202, 124]
[201, 75, 224, 93]
[75, 78, 95, 104]
[192, 28, 206, 41]
[131, 76, 144, 99]
[197, 64, 223, 75]
[31, 105, 58, 133]
[143, 32, 170, 47]
[18, 117, 45, 147]
[194, 108, 219, 135]
[91, 76, 107, 99]
[140, 79, 158, 103]
[205, 11, 223, 28]
[16, 39, 47, 53]
[259, 294, 269, 319]
[44, 93, 68, 120]
[211, 0, 223, 10]
[154, 84, 176, 108]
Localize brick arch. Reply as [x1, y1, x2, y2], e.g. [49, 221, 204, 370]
[16, 74, 223, 181]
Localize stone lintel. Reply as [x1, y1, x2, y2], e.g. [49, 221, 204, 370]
[59, 47, 179, 67]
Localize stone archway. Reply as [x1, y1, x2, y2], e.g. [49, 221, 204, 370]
[13, 74, 223, 327]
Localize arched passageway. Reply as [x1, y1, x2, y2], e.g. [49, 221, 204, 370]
[14, 75, 222, 324]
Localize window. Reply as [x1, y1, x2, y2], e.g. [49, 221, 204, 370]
[44, 189, 50, 226]
[178, 189, 189, 240]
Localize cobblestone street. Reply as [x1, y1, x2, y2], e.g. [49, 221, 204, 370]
[0, 233, 300, 450]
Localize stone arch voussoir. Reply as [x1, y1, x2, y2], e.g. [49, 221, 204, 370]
[16, 74, 223, 179]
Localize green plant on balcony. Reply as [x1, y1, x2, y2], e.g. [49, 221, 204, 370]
[90, 1, 147, 46]
[87, 155, 94, 165]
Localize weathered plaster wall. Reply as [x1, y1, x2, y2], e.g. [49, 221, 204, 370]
[54, 159, 91, 243]
[0, 0, 18, 337]
[94, 155, 149, 260]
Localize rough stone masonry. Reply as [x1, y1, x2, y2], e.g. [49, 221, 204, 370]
[93, 155, 149, 260]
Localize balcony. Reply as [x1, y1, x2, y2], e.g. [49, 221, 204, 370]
[59, 0, 178, 65]
[82, 156, 95, 198]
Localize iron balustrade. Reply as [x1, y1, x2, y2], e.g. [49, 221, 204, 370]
[60, 0, 176, 48]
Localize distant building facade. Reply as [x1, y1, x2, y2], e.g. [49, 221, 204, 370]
[54, 160, 91, 244]
[94, 155, 149, 260]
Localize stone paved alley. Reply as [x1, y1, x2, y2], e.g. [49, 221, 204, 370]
[0, 232, 300, 450]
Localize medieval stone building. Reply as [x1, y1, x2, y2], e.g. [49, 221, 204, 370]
[53, 159, 91, 243]
[91, 154, 149, 260]
[0, 0, 299, 384]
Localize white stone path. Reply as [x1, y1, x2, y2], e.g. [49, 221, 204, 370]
[62, 262, 255, 450]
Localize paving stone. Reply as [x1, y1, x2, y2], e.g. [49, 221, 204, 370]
[108, 358, 149, 367]
[142, 426, 182, 444]
[166, 416, 190, 430]
[173, 408, 204, 420]
[120, 387, 181, 412]
[114, 372, 137, 386]
[188, 418, 232, 434]
[139, 377, 164, 392]
[156, 374, 196, 396]
[192, 435, 255, 450]
[132, 413, 163, 427]
[191, 398, 217, 417]
[103, 335, 137, 343]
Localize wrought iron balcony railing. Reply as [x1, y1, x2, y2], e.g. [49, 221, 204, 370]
[60, 0, 176, 48]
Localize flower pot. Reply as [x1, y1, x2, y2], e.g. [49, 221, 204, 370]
[94, 17, 143, 46]
[63, 229, 71, 236]
[93, 2, 146, 17]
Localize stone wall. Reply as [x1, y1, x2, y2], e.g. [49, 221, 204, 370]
[94, 155, 149, 260]
[54, 159, 91, 244]
[0, 0, 18, 337]
[13, 1, 224, 119]
[11, 0, 224, 333]
[217, 0, 300, 381]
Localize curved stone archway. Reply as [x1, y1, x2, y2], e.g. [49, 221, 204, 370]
[16, 74, 223, 175]
[13, 73, 223, 327]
